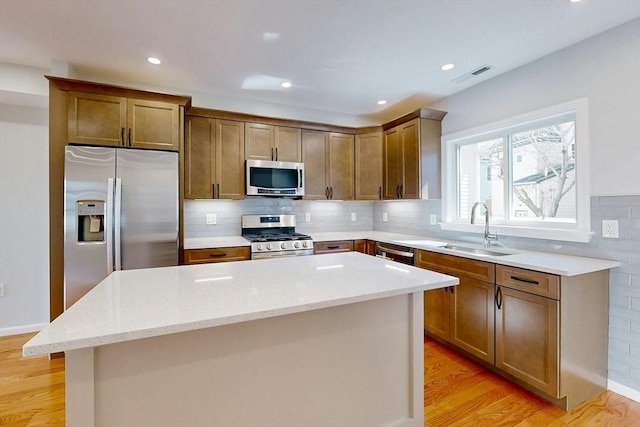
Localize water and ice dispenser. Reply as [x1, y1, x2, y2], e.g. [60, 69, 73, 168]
[77, 200, 105, 242]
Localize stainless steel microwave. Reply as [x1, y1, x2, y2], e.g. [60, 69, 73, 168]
[245, 159, 304, 197]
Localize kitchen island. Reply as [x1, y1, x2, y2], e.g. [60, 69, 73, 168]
[24, 252, 458, 427]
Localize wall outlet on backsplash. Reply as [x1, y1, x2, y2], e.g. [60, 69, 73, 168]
[351, 212, 357, 221]
[382, 212, 388, 222]
[305, 212, 311, 222]
[205, 213, 217, 225]
[602, 219, 619, 238]
[430, 214, 437, 225]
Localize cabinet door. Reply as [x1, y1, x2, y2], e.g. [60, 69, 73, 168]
[399, 118, 420, 199]
[449, 278, 495, 364]
[424, 288, 450, 341]
[275, 127, 301, 162]
[185, 116, 215, 199]
[383, 127, 402, 199]
[245, 123, 275, 161]
[495, 286, 559, 398]
[328, 133, 354, 200]
[127, 98, 180, 151]
[302, 130, 329, 200]
[215, 120, 245, 200]
[354, 239, 367, 254]
[355, 132, 383, 200]
[68, 91, 126, 146]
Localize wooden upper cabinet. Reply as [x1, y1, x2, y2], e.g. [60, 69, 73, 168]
[127, 98, 180, 151]
[275, 126, 302, 162]
[216, 120, 245, 200]
[383, 126, 402, 199]
[355, 131, 383, 200]
[302, 130, 329, 199]
[245, 123, 275, 161]
[301, 130, 354, 200]
[184, 116, 244, 200]
[68, 91, 180, 151]
[328, 132, 354, 200]
[185, 116, 215, 199]
[383, 118, 420, 199]
[68, 91, 126, 147]
[246, 123, 301, 162]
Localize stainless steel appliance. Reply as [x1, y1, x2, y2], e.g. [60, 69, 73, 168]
[374, 242, 415, 265]
[245, 159, 304, 197]
[64, 145, 178, 308]
[242, 214, 313, 259]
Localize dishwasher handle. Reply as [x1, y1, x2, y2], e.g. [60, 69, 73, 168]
[375, 243, 414, 259]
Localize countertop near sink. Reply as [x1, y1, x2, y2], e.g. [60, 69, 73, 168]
[184, 231, 620, 277]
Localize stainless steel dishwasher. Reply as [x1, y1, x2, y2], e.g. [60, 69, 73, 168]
[374, 242, 415, 265]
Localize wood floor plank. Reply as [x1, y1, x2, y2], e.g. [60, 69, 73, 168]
[1, 333, 639, 426]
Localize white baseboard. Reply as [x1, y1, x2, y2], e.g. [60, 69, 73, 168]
[608, 379, 640, 403]
[0, 323, 48, 337]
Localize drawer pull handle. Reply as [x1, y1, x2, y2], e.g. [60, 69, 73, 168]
[209, 253, 227, 258]
[375, 244, 414, 258]
[510, 275, 539, 285]
[327, 245, 340, 249]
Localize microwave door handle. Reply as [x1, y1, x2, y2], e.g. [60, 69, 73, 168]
[299, 169, 303, 188]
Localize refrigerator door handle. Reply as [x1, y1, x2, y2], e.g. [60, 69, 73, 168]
[106, 178, 114, 274]
[114, 178, 122, 271]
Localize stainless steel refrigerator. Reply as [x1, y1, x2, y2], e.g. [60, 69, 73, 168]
[64, 145, 178, 308]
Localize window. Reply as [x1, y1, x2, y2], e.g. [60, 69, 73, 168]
[442, 99, 592, 242]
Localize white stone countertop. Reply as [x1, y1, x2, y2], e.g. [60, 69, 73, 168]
[23, 252, 457, 357]
[184, 231, 620, 276]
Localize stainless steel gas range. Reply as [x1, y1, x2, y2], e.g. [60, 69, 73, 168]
[242, 214, 313, 259]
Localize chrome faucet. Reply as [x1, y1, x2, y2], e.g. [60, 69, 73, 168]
[471, 201, 498, 247]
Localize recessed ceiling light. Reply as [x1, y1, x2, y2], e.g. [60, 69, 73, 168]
[441, 63, 455, 71]
[377, 100, 387, 105]
[281, 81, 292, 88]
[147, 57, 161, 65]
[570, 0, 581, 2]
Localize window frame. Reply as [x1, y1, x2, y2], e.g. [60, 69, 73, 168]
[441, 98, 592, 243]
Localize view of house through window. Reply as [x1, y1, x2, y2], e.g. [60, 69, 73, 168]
[456, 112, 577, 226]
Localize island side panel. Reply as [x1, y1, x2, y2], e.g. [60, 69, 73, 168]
[91, 293, 423, 427]
[65, 347, 95, 427]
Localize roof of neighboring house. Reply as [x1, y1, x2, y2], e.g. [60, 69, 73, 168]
[513, 162, 575, 185]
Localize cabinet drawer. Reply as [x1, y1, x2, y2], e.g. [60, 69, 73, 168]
[314, 240, 353, 254]
[184, 247, 250, 264]
[496, 265, 559, 300]
[416, 250, 494, 282]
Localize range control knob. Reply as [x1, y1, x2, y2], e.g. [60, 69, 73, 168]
[266, 243, 272, 251]
[302, 241, 308, 248]
[256, 244, 263, 251]
[294, 242, 300, 249]
[280, 242, 287, 250]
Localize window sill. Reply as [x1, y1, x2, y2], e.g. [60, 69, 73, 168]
[439, 222, 594, 243]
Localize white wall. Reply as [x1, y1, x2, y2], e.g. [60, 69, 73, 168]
[431, 18, 640, 197]
[0, 104, 50, 334]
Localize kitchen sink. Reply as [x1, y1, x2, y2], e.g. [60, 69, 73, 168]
[442, 244, 516, 257]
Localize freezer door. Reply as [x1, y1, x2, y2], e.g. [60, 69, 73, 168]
[116, 149, 178, 269]
[64, 146, 116, 309]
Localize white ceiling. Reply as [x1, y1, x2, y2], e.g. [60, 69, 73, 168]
[1, 0, 639, 123]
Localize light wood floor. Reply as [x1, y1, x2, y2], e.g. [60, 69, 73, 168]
[1, 333, 639, 426]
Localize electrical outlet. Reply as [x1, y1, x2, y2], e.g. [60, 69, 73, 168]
[0, 283, 4, 297]
[382, 212, 388, 222]
[429, 214, 437, 225]
[602, 220, 619, 238]
[305, 212, 311, 222]
[350, 212, 357, 221]
[205, 213, 217, 225]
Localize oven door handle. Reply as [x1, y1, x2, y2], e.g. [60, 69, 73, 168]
[375, 244, 414, 258]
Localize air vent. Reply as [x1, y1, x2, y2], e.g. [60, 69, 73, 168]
[452, 65, 493, 84]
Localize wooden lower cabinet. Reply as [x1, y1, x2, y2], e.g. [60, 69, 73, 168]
[314, 240, 353, 254]
[354, 239, 375, 255]
[183, 247, 250, 264]
[423, 286, 450, 341]
[495, 285, 559, 398]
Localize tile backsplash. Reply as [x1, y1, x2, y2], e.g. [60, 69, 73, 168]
[185, 195, 640, 393]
